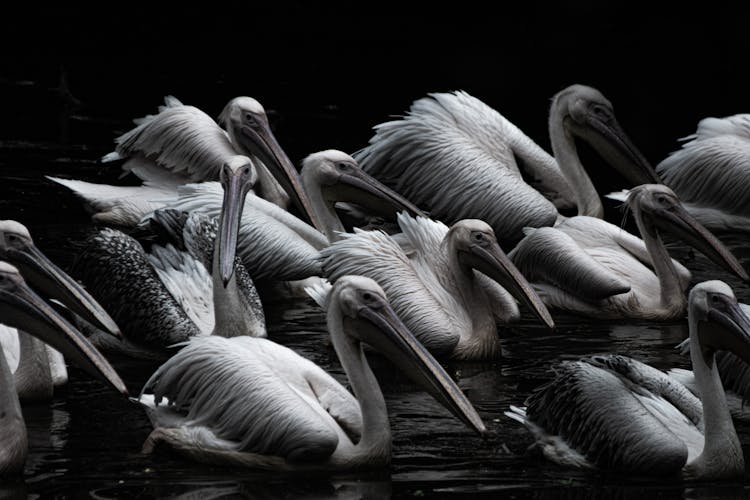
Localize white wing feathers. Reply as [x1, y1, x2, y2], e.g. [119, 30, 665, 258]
[142, 336, 360, 461]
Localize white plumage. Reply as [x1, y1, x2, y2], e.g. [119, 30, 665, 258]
[137, 275, 486, 470]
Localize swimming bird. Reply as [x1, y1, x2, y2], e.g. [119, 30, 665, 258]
[0, 220, 121, 400]
[0, 261, 127, 477]
[509, 184, 749, 320]
[506, 280, 750, 479]
[319, 213, 554, 359]
[70, 210, 266, 360]
[356, 85, 657, 245]
[160, 150, 425, 282]
[136, 275, 486, 470]
[655, 114, 750, 232]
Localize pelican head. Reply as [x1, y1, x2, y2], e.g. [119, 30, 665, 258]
[219, 97, 323, 232]
[689, 280, 750, 368]
[330, 275, 487, 436]
[628, 184, 749, 281]
[218, 156, 258, 286]
[0, 262, 127, 395]
[302, 149, 425, 217]
[447, 220, 555, 329]
[552, 84, 660, 185]
[0, 220, 120, 337]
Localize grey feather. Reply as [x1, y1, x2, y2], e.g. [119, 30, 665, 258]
[319, 229, 458, 355]
[71, 228, 200, 349]
[509, 227, 631, 301]
[355, 91, 560, 243]
[142, 336, 340, 461]
[525, 355, 691, 475]
[657, 114, 750, 214]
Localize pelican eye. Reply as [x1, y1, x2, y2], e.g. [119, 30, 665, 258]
[472, 232, 485, 242]
[242, 166, 252, 176]
[362, 292, 373, 301]
[710, 293, 722, 305]
[336, 162, 352, 172]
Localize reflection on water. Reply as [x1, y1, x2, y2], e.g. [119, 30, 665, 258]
[2, 112, 750, 499]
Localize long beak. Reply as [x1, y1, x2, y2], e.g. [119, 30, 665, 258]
[582, 115, 661, 186]
[7, 245, 121, 338]
[652, 205, 749, 281]
[329, 172, 426, 218]
[218, 172, 251, 286]
[356, 300, 487, 436]
[0, 280, 127, 395]
[461, 244, 555, 329]
[704, 295, 750, 365]
[238, 125, 325, 232]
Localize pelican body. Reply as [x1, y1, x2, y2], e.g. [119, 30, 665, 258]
[356, 85, 657, 246]
[510, 184, 749, 320]
[0, 261, 127, 476]
[159, 150, 425, 282]
[71, 210, 266, 359]
[656, 114, 750, 232]
[320, 213, 554, 359]
[506, 280, 750, 479]
[137, 276, 486, 470]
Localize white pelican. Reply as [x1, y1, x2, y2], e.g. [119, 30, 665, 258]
[71, 210, 266, 359]
[509, 184, 749, 320]
[0, 220, 121, 400]
[106, 95, 318, 220]
[51, 96, 323, 285]
[0, 261, 127, 477]
[506, 280, 750, 479]
[136, 275, 486, 470]
[655, 113, 750, 232]
[319, 213, 554, 359]
[355, 85, 657, 245]
[159, 150, 425, 282]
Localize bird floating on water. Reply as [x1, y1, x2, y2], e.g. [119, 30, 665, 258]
[136, 275, 486, 470]
[506, 280, 750, 480]
[510, 184, 749, 320]
[319, 213, 554, 359]
[356, 85, 657, 246]
[70, 210, 266, 360]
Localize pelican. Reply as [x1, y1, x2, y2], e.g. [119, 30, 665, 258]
[0, 261, 127, 477]
[355, 85, 657, 245]
[509, 184, 749, 320]
[136, 275, 486, 470]
[655, 113, 750, 232]
[506, 280, 750, 479]
[70, 209, 266, 359]
[108, 95, 319, 220]
[319, 213, 554, 359]
[50, 95, 323, 285]
[159, 150, 424, 282]
[47, 96, 306, 226]
[0, 220, 121, 400]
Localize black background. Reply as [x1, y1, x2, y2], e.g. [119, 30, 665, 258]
[1, 3, 749, 203]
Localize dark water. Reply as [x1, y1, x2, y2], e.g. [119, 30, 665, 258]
[1, 132, 749, 500]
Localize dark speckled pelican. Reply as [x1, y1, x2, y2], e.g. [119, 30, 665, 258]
[506, 280, 750, 480]
[71, 210, 266, 360]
